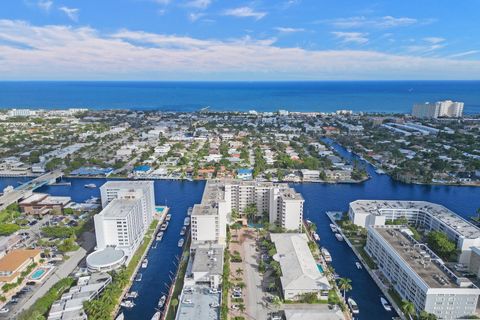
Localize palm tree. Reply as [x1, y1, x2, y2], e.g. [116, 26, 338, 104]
[338, 278, 352, 299]
[235, 268, 243, 276]
[238, 303, 246, 313]
[401, 300, 416, 320]
[237, 282, 246, 290]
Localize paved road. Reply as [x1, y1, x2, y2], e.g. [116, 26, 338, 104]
[243, 233, 270, 320]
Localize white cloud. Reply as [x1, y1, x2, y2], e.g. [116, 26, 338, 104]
[448, 50, 480, 58]
[327, 16, 419, 29]
[59, 6, 79, 22]
[332, 32, 369, 44]
[188, 12, 205, 22]
[185, 0, 211, 9]
[423, 37, 445, 44]
[37, 0, 53, 12]
[223, 7, 267, 20]
[0, 20, 480, 80]
[275, 27, 305, 33]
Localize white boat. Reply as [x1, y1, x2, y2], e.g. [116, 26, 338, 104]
[116, 313, 124, 320]
[178, 238, 184, 247]
[125, 291, 138, 299]
[165, 214, 172, 221]
[381, 297, 392, 311]
[187, 207, 193, 216]
[158, 295, 167, 308]
[180, 226, 187, 236]
[84, 183, 96, 189]
[376, 169, 386, 175]
[85, 196, 100, 204]
[312, 232, 320, 241]
[356, 262, 362, 269]
[330, 223, 337, 232]
[335, 233, 344, 241]
[321, 248, 332, 263]
[120, 300, 135, 308]
[160, 222, 169, 231]
[135, 273, 142, 282]
[142, 258, 148, 269]
[156, 232, 164, 241]
[151, 311, 161, 320]
[305, 219, 313, 225]
[348, 297, 359, 314]
[184, 217, 190, 226]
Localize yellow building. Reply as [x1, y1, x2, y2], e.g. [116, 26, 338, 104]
[0, 249, 42, 283]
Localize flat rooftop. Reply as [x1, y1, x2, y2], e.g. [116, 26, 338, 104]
[351, 200, 480, 239]
[101, 180, 153, 189]
[374, 226, 474, 289]
[191, 246, 223, 276]
[101, 198, 140, 218]
[176, 285, 220, 320]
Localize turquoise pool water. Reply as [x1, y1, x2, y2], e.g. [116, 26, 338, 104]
[31, 268, 46, 280]
[155, 207, 165, 213]
[317, 264, 324, 273]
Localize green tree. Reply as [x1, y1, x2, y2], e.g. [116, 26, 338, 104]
[401, 300, 416, 320]
[419, 311, 437, 320]
[426, 231, 456, 260]
[171, 298, 179, 314]
[338, 278, 352, 299]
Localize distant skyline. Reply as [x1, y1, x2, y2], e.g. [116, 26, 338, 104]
[1, 0, 480, 80]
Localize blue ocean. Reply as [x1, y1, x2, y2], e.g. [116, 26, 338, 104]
[0, 81, 479, 114]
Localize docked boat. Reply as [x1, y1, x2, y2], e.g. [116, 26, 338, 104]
[115, 312, 124, 320]
[156, 232, 164, 241]
[312, 232, 320, 241]
[356, 262, 362, 269]
[165, 214, 172, 221]
[335, 233, 344, 241]
[184, 217, 190, 226]
[187, 207, 193, 216]
[178, 238, 184, 247]
[376, 168, 386, 175]
[85, 196, 100, 204]
[330, 223, 337, 232]
[158, 295, 167, 308]
[321, 248, 332, 263]
[125, 291, 138, 299]
[381, 297, 392, 311]
[305, 219, 313, 225]
[151, 311, 161, 320]
[84, 183, 96, 189]
[348, 297, 359, 314]
[120, 300, 135, 308]
[160, 222, 169, 231]
[180, 226, 187, 236]
[142, 259, 148, 269]
[135, 273, 142, 282]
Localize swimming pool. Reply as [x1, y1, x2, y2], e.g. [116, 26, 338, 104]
[30, 268, 46, 280]
[155, 207, 165, 213]
[317, 264, 324, 273]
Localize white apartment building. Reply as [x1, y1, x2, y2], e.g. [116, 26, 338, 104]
[191, 180, 304, 248]
[100, 181, 155, 229]
[413, 100, 464, 119]
[349, 200, 480, 265]
[7, 109, 36, 117]
[366, 225, 480, 319]
[93, 198, 145, 257]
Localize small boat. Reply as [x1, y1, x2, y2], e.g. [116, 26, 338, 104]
[120, 300, 135, 308]
[84, 183, 96, 189]
[330, 224, 337, 232]
[142, 259, 148, 269]
[376, 169, 386, 175]
[356, 262, 362, 269]
[305, 219, 313, 225]
[184, 217, 190, 226]
[135, 273, 142, 282]
[178, 238, 184, 247]
[115, 312, 124, 320]
[312, 232, 320, 241]
[348, 297, 359, 314]
[180, 226, 187, 236]
[160, 222, 169, 231]
[187, 207, 193, 216]
[158, 295, 167, 308]
[151, 311, 161, 320]
[321, 248, 332, 263]
[156, 232, 164, 241]
[335, 233, 344, 241]
[85, 196, 100, 204]
[165, 214, 172, 221]
[381, 297, 392, 311]
[152, 242, 158, 249]
[125, 291, 138, 299]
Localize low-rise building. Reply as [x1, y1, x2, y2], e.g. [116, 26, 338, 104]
[0, 249, 42, 284]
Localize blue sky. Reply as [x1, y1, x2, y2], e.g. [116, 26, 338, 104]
[0, 0, 479, 80]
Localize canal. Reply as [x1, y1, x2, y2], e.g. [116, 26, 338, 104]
[0, 143, 479, 319]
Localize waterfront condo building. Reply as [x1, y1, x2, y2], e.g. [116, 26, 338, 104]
[191, 180, 304, 248]
[412, 100, 464, 119]
[100, 180, 155, 229]
[349, 200, 480, 265]
[366, 225, 480, 319]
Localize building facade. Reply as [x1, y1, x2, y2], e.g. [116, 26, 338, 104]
[413, 100, 464, 119]
[366, 225, 480, 319]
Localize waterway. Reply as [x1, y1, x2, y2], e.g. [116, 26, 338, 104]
[1, 143, 479, 319]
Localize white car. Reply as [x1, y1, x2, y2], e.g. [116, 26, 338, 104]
[231, 304, 239, 311]
[231, 292, 242, 299]
[209, 302, 220, 308]
[0, 308, 9, 314]
[232, 287, 242, 293]
[208, 288, 219, 294]
[182, 298, 193, 305]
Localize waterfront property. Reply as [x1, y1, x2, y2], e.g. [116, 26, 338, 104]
[349, 200, 480, 265]
[366, 225, 480, 319]
[270, 233, 330, 300]
[19, 193, 71, 215]
[0, 249, 41, 284]
[191, 180, 304, 249]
